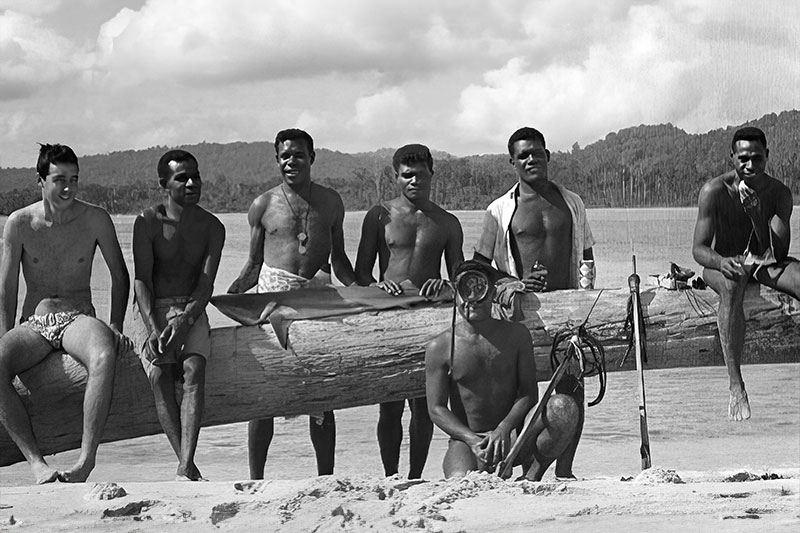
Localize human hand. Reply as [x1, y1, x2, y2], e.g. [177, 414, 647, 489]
[376, 279, 403, 296]
[480, 426, 511, 472]
[158, 317, 189, 354]
[522, 262, 548, 292]
[419, 278, 447, 299]
[720, 255, 747, 281]
[737, 180, 759, 210]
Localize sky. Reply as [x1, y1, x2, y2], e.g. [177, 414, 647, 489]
[1, 0, 799, 168]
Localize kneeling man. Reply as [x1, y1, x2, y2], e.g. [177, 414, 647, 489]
[425, 261, 581, 480]
[132, 150, 225, 480]
[0, 144, 130, 483]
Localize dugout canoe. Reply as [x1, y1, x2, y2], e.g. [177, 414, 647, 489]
[1, 283, 798, 466]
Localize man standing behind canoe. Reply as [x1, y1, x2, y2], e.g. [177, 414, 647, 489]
[228, 128, 356, 478]
[692, 126, 799, 421]
[132, 149, 225, 481]
[473, 126, 595, 479]
[426, 260, 581, 480]
[355, 143, 464, 479]
[0, 143, 130, 484]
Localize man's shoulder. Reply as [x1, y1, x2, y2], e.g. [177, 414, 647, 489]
[75, 200, 112, 223]
[312, 182, 344, 202]
[699, 172, 733, 197]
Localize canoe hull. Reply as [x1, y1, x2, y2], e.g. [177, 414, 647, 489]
[1, 285, 798, 466]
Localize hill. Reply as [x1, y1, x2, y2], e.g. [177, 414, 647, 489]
[1, 111, 797, 214]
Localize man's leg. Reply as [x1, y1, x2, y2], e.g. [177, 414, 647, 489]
[147, 363, 182, 460]
[554, 375, 585, 479]
[0, 327, 60, 484]
[407, 396, 433, 479]
[177, 354, 206, 481]
[519, 394, 580, 481]
[443, 439, 478, 479]
[703, 268, 750, 421]
[248, 418, 274, 479]
[310, 411, 335, 475]
[377, 400, 404, 477]
[57, 316, 118, 482]
[754, 261, 800, 299]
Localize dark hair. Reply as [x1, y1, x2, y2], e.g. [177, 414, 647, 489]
[731, 126, 768, 152]
[156, 149, 198, 188]
[36, 144, 79, 180]
[507, 127, 547, 156]
[392, 144, 434, 173]
[274, 128, 314, 154]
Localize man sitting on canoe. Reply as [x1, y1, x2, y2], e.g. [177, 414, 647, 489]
[692, 126, 799, 421]
[228, 128, 356, 478]
[131, 150, 225, 481]
[0, 144, 131, 484]
[472, 126, 594, 479]
[426, 260, 581, 480]
[355, 143, 464, 479]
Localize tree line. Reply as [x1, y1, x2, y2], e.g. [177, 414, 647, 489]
[2, 111, 797, 215]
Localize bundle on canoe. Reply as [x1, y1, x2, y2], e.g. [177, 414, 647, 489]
[2, 283, 798, 466]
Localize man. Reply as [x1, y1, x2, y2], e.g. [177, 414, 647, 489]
[692, 126, 798, 421]
[355, 144, 464, 479]
[426, 260, 581, 480]
[0, 144, 130, 484]
[228, 128, 356, 478]
[473, 126, 594, 479]
[132, 150, 225, 481]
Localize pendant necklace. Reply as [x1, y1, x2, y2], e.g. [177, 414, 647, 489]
[281, 183, 311, 254]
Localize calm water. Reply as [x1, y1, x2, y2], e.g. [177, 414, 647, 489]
[0, 209, 798, 485]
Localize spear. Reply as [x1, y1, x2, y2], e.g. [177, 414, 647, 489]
[629, 254, 652, 469]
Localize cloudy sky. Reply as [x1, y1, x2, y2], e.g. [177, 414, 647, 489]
[1, 0, 798, 168]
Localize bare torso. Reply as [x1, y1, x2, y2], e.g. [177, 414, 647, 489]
[139, 205, 221, 297]
[375, 198, 461, 285]
[14, 201, 103, 319]
[259, 182, 340, 277]
[446, 320, 529, 433]
[706, 171, 788, 257]
[510, 184, 572, 289]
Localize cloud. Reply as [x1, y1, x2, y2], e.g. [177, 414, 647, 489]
[454, 1, 800, 153]
[0, 10, 86, 100]
[0, 0, 63, 16]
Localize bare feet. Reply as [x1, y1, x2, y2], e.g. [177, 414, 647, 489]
[31, 462, 59, 485]
[58, 458, 95, 483]
[728, 385, 751, 421]
[177, 463, 207, 481]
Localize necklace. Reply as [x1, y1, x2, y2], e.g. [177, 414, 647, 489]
[280, 183, 311, 254]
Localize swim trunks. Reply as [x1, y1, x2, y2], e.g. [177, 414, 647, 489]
[22, 302, 95, 350]
[257, 264, 331, 292]
[131, 297, 211, 375]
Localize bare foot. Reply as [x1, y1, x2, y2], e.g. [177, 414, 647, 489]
[58, 458, 95, 483]
[728, 386, 751, 421]
[31, 462, 59, 485]
[177, 463, 207, 481]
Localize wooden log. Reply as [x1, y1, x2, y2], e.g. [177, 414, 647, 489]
[1, 284, 798, 466]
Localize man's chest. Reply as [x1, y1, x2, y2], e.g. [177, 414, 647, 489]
[384, 212, 446, 249]
[511, 201, 571, 237]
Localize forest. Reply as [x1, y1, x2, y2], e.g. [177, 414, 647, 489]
[1, 110, 797, 215]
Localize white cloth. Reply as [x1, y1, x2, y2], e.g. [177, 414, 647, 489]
[474, 182, 595, 289]
[257, 264, 331, 293]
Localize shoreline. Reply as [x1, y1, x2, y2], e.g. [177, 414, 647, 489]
[2, 468, 798, 532]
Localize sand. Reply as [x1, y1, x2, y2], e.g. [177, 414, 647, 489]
[1, 467, 798, 532]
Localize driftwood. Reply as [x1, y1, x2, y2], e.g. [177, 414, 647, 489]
[1, 284, 798, 466]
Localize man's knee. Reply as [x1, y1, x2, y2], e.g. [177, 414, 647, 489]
[379, 400, 405, 420]
[544, 395, 580, 429]
[182, 355, 206, 386]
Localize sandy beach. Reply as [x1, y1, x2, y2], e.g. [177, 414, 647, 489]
[2, 467, 798, 532]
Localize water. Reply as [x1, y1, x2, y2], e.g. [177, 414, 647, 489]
[1, 209, 798, 486]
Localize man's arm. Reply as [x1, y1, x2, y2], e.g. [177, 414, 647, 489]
[329, 192, 355, 286]
[767, 186, 793, 261]
[692, 183, 745, 280]
[419, 215, 464, 299]
[425, 334, 482, 449]
[95, 208, 130, 332]
[473, 209, 499, 266]
[161, 217, 226, 354]
[354, 206, 381, 286]
[132, 213, 162, 356]
[228, 198, 266, 294]
[0, 214, 23, 335]
[483, 327, 538, 468]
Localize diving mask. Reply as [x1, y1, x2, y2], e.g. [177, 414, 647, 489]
[455, 270, 491, 303]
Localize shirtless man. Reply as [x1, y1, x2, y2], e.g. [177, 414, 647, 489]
[692, 126, 799, 421]
[228, 128, 356, 478]
[355, 144, 464, 479]
[473, 126, 594, 479]
[132, 150, 225, 480]
[426, 260, 580, 480]
[0, 144, 130, 484]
